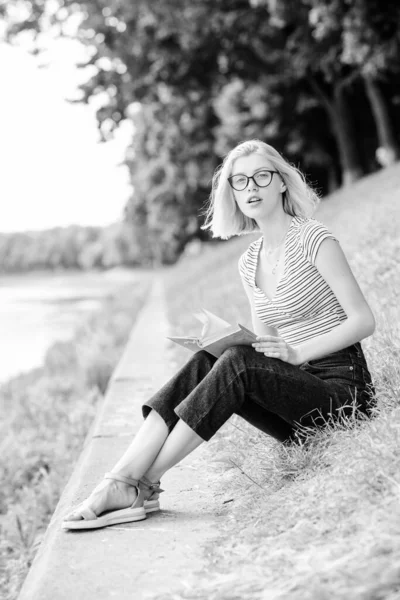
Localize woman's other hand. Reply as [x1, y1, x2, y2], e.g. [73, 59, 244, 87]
[252, 336, 302, 366]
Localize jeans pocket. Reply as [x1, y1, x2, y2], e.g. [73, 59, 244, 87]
[352, 363, 366, 387]
[307, 349, 352, 369]
[351, 361, 376, 388]
[303, 361, 354, 385]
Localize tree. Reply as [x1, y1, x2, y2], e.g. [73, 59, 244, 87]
[3, 0, 400, 265]
[266, 0, 400, 176]
[339, 0, 400, 165]
[249, 0, 367, 184]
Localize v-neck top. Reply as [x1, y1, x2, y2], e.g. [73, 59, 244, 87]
[238, 216, 347, 347]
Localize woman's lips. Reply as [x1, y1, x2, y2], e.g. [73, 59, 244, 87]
[248, 196, 262, 204]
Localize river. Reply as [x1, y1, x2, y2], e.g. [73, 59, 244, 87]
[0, 267, 150, 385]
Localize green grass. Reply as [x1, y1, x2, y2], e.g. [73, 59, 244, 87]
[159, 163, 400, 599]
[0, 279, 150, 600]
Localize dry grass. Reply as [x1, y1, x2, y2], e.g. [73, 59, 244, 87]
[0, 279, 150, 600]
[158, 164, 400, 599]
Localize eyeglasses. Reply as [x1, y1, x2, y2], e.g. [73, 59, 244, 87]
[227, 170, 279, 192]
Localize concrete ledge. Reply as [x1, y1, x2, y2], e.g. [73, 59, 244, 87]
[17, 277, 224, 600]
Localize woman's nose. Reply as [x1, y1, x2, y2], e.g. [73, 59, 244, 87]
[247, 176, 259, 190]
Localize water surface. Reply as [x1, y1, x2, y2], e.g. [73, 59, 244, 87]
[0, 267, 149, 384]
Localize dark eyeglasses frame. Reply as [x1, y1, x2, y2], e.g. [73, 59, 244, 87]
[227, 170, 279, 191]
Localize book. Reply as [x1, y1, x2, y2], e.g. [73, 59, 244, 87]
[166, 308, 277, 358]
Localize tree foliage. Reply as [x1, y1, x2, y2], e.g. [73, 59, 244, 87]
[2, 0, 400, 265]
[0, 222, 147, 273]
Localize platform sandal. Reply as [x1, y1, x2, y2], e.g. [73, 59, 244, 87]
[62, 472, 163, 531]
[139, 474, 164, 514]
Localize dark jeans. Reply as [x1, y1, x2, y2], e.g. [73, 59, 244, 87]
[142, 342, 376, 444]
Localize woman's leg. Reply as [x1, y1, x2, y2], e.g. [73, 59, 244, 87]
[65, 346, 351, 521]
[111, 350, 219, 480]
[118, 342, 350, 483]
[236, 398, 295, 443]
[144, 418, 204, 482]
[127, 345, 349, 482]
[64, 352, 216, 521]
[156, 346, 348, 442]
[64, 411, 204, 521]
[112, 409, 169, 477]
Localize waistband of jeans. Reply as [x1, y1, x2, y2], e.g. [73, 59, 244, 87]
[315, 342, 364, 363]
[331, 342, 369, 366]
[346, 342, 363, 358]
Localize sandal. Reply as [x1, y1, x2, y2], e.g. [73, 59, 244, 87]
[139, 474, 164, 514]
[62, 472, 164, 531]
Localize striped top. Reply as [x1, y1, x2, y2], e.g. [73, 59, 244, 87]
[238, 216, 347, 347]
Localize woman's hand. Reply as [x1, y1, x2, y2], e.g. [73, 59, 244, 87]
[252, 336, 302, 366]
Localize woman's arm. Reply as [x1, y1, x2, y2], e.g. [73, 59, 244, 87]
[252, 238, 375, 365]
[295, 238, 375, 363]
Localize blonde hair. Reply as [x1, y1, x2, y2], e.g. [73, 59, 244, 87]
[201, 139, 320, 239]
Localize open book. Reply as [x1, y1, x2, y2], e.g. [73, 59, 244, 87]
[167, 308, 276, 358]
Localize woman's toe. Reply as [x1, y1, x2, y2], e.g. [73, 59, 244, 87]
[63, 481, 135, 524]
[63, 509, 83, 522]
[63, 502, 94, 522]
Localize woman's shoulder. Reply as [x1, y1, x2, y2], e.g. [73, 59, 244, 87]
[238, 236, 262, 272]
[292, 216, 337, 265]
[292, 215, 330, 234]
[239, 236, 262, 258]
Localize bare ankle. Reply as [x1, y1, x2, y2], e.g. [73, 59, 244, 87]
[142, 472, 162, 484]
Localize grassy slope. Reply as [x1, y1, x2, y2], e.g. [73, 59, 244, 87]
[160, 164, 400, 600]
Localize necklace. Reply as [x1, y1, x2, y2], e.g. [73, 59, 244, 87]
[264, 248, 281, 274]
[262, 231, 287, 275]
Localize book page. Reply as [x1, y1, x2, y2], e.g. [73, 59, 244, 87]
[199, 324, 238, 347]
[202, 327, 257, 358]
[166, 336, 201, 353]
[167, 324, 258, 357]
[193, 308, 232, 341]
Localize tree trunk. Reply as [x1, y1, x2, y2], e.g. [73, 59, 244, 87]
[327, 162, 340, 194]
[308, 76, 364, 186]
[331, 84, 364, 185]
[363, 73, 400, 166]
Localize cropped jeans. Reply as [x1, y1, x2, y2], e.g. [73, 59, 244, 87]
[142, 343, 376, 444]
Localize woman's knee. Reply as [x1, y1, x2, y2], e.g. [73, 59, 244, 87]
[197, 349, 214, 360]
[190, 349, 213, 362]
[218, 344, 254, 365]
[189, 346, 253, 367]
[187, 350, 217, 369]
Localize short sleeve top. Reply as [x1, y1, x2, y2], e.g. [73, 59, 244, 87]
[238, 216, 347, 346]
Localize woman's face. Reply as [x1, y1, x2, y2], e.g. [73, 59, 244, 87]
[230, 153, 285, 220]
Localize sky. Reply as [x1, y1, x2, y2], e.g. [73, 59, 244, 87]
[0, 35, 134, 233]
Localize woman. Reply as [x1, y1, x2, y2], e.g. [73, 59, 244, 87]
[63, 139, 376, 530]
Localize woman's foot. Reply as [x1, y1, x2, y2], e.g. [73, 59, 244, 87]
[63, 477, 138, 523]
